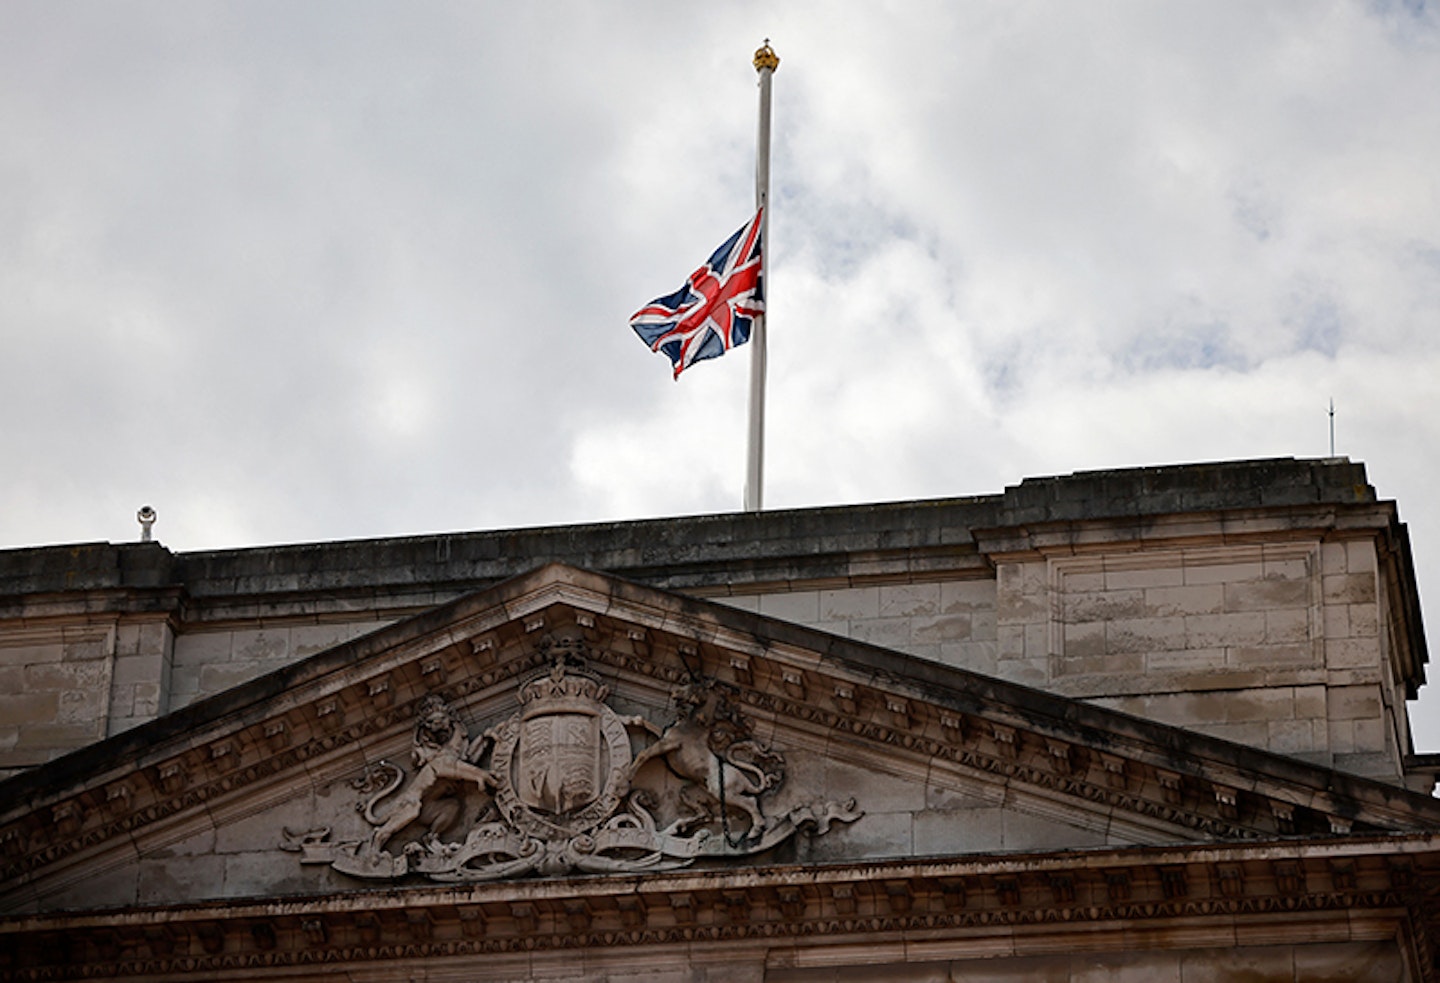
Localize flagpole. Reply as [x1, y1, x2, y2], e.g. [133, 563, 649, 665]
[746, 41, 778, 513]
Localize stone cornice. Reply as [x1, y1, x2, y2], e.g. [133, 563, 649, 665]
[2, 836, 1436, 981]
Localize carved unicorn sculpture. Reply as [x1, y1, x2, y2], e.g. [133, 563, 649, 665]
[627, 679, 784, 842]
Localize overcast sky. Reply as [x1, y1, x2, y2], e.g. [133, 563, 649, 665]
[4, 2, 1440, 743]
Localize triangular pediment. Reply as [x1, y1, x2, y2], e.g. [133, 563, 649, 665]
[4, 563, 1440, 919]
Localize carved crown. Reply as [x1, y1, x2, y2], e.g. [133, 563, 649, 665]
[518, 660, 609, 713]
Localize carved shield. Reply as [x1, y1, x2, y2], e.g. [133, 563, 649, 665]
[516, 711, 602, 815]
[490, 664, 635, 839]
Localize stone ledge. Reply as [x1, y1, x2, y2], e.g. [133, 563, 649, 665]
[0, 836, 1433, 980]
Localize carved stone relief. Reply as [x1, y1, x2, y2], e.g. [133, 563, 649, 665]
[285, 642, 859, 882]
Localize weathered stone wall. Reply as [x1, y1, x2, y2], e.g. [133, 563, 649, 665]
[168, 620, 390, 712]
[0, 458, 1426, 786]
[713, 534, 1411, 781]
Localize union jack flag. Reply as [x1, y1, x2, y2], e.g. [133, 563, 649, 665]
[630, 208, 764, 379]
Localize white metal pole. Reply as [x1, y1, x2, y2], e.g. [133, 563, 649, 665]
[746, 41, 778, 513]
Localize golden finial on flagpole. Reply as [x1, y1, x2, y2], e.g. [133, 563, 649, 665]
[754, 39, 779, 72]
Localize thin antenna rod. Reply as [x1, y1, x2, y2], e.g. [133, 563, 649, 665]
[1329, 398, 1335, 457]
[745, 41, 778, 514]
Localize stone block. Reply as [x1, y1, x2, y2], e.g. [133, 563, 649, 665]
[913, 805, 1003, 855]
[1321, 541, 1350, 574]
[1267, 718, 1322, 754]
[1328, 720, 1356, 753]
[994, 656, 1048, 687]
[1104, 617, 1183, 654]
[1183, 558, 1263, 585]
[230, 629, 291, 663]
[1144, 584, 1224, 618]
[1351, 716, 1386, 751]
[997, 560, 1047, 595]
[0, 641, 64, 667]
[1222, 688, 1295, 723]
[198, 662, 268, 696]
[912, 614, 972, 643]
[14, 720, 103, 751]
[111, 652, 165, 687]
[1185, 612, 1267, 649]
[1322, 572, 1376, 605]
[1325, 637, 1378, 669]
[137, 853, 228, 904]
[1345, 540, 1377, 572]
[1062, 589, 1145, 623]
[139, 620, 174, 652]
[1348, 602, 1378, 636]
[1328, 685, 1381, 720]
[1223, 578, 1310, 612]
[995, 589, 1048, 623]
[1060, 653, 1146, 678]
[1056, 568, 1106, 592]
[758, 590, 821, 624]
[969, 608, 997, 641]
[24, 659, 109, 692]
[171, 630, 232, 666]
[1262, 553, 1311, 580]
[1322, 605, 1350, 639]
[288, 623, 371, 658]
[132, 681, 163, 718]
[905, 643, 942, 662]
[1146, 648, 1226, 672]
[107, 713, 145, 737]
[996, 624, 1027, 657]
[112, 623, 143, 657]
[56, 683, 108, 724]
[1062, 621, 1105, 658]
[1291, 940, 1404, 983]
[1227, 643, 1316, 669]
[1001, 808, 1106, 851]
[799, 808, 912, 863]
[39, 859, 139, 910]
[820, 758, 927, 812]
[1294, 685, 1326, 718]
[1198, 721, 1271, 747]
[0, 690, 59, 725]
[717, 595, 760, 613]
[819, 587, 879, 621]
[877, 584, 940, 618]
[939, 580, 994, 613]
[168, 665, 201, 700]
[1264, 608, 1311, 644]
[939, 640, 997, 674]
[849, 617, 914, 651]
[1105, 564, 1185, 590]
[61, 632, 111, 661]
[213, 797, 318, 855]
[1333, 750, 1396, 778]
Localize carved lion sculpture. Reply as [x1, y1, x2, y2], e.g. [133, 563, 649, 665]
[627, 679, 784, 843]
[363, 695, 495, 856]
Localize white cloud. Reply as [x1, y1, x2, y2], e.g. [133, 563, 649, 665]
[4, 0, 1440, 740]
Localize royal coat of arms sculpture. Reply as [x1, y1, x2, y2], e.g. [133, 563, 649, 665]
[286, 647, 860, 882]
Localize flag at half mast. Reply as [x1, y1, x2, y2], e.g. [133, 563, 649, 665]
[629, 207, 764, 379]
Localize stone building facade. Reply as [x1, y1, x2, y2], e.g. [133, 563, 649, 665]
[1, 457, 1438, 981]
